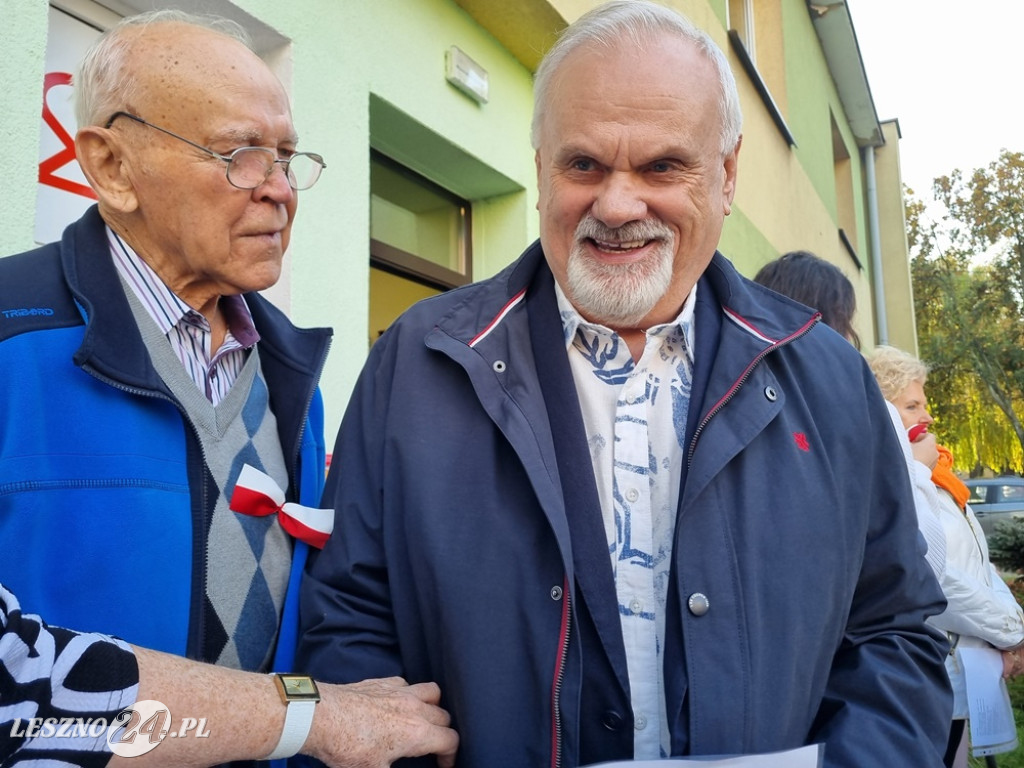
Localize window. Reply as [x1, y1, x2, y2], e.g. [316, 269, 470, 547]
[728, 0, 756, 62]
[967, 484, 989, 505]
[1000, 484, 1024, 502]
[368, 150, 473, 344]
[726, 0, 793, 146]
[366, 94, 522, 345]
[370, 150, 471, 290]
[831, 112, 861, 270]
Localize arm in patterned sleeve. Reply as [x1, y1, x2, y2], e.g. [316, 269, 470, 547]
[0, 583, 139, 767]
[0, 584, 456, 768]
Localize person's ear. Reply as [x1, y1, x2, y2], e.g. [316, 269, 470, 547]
[534, 149, 543, 212]
[75, 127, 140, 214]
[722, 134, 742, 216]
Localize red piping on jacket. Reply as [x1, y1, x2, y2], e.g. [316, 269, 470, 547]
[550, 575, 571, 768]
[468, 288, 527, 348]
[687, 309, 820, 465]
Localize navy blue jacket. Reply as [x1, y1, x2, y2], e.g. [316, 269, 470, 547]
[299, 241, 951, 767]
[0, 206, 331, 671]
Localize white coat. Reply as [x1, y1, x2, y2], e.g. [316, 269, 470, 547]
[927, 485, 1024, 717]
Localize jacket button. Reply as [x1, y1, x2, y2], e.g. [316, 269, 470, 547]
[550, 585, 563, 601]
[601, 711, 623, 731]
[763, 385, 778, 401]
[688, 592, 710, 616]
[493, 360, 507, 373]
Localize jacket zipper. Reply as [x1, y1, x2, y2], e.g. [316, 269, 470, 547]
[289, 337, 332, 498]
[551, 575, 571, 768]
[687, 316, 819, 467]
[84, 341, 330, 662]
[81, 366, 215, 655]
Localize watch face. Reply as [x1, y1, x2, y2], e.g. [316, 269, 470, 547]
[279, 675, 321, 700]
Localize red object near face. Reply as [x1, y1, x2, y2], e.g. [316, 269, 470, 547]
[908, 423, 928, 442]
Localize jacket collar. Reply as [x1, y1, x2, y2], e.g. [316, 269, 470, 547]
[429, 239, 822, 501]
[435, 239, 819, 351]
[59, 206, 331, 462]
[64, 206, 167, 391]
[701, 251, 822, 344]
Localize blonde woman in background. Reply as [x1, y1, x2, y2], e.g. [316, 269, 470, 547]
[869, 345, 1024, 767]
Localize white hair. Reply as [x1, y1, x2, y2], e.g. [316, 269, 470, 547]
[75, 9, 252, 128]
[530, 0, 742, 155]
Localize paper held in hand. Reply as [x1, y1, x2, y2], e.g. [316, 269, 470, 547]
[959, 646, 1019, 757]
[587, 743, 823, 767]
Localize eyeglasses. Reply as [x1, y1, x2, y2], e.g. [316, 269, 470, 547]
[105, 111, 326, 191]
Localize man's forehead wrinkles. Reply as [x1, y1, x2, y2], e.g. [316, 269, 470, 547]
[554, 132, 686, 160]
[210, 124, 299, 146]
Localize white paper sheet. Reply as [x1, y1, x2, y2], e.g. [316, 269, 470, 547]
[959, 646, 1019, 757]
[585, 743, 823, 767]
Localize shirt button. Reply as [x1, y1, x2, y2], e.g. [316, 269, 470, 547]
[625, 392, 637, 404]
[634, 712, 648, 730]
[629, 598, 643, 614]
[626, 488, 640, 502]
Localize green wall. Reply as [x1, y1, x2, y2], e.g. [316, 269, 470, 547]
[1, 0, 540, 440]
[0, 0, 49, 255]
[234, 0, 538, 436]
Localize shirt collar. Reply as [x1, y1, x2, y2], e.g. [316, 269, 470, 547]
[553, 279, 696, 364]
[107, 227, 259, 348]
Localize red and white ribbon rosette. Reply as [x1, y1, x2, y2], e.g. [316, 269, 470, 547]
[229, 464, 333, 549]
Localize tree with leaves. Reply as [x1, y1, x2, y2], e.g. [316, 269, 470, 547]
[906, 150, 1024, 475]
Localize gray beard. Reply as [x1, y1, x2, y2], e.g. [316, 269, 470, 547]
[565, 217, 675, 327]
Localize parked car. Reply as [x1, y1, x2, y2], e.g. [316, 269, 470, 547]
[966, 476, 1024, 537]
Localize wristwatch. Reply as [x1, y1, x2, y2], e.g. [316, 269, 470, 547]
[266, 673, 321, 760]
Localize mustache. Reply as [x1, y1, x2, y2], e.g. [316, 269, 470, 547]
[573, 214, 673, 244]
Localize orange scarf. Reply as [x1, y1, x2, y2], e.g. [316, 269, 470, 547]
[932, 445, 969, 511]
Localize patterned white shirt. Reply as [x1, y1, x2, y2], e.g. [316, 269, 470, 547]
[108, 228, 258, 405]
[556, 281, 695, 759]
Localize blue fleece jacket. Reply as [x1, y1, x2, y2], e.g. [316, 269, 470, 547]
[0, 206, 331, 672]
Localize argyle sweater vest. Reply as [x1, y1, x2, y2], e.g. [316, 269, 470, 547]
[124, 285, 291, 671]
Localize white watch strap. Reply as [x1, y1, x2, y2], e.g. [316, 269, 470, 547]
[266, 698, 316, 760]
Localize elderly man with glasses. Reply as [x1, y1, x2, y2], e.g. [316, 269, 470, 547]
[0, 10, 456, 767]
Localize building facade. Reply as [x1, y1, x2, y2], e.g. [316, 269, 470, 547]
[1, 0, 916, 440]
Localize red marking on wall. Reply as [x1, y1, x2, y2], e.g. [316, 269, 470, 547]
[39, 72, 96, 200]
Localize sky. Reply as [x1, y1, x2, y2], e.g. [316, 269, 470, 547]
[849, 0, 1024, 198]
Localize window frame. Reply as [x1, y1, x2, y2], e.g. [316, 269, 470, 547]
[369, 149, 472, 291]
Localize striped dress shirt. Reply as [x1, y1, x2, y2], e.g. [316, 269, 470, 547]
[108, 229, 259, 405]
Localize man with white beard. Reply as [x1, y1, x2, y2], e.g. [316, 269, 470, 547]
[299, 1, 952, 766]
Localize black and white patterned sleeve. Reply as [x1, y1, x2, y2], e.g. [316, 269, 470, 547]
[0, 584, 140, 767]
